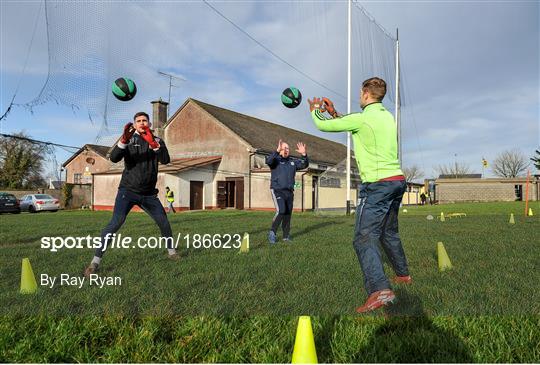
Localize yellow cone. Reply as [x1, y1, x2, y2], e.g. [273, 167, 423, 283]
[437, 242, 452, 272]
[291, 316, 318, 364]
[440, 212, 445, 222]
[20, 258, 37, 294]
[239, 232, 249, 253]
[509, 213, 515, 224]
[528, 208, 533, 216]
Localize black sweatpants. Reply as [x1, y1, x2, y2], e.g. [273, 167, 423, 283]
[270, 189, 294, 237]
[95, 188, 173, 258]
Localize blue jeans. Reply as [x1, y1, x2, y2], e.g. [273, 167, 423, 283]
[353, 180, 409, 295]
[270, 189, 293, 237]
[95, 188, 173, 258]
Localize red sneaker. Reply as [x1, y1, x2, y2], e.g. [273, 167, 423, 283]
[392, 275, 412, 284]
[356, 289, 396, 313]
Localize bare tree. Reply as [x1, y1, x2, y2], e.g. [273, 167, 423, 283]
[435, 162, 472, 177]
[47, 157, 63, 182]
[402, 165, 424, 182]
[492, 149, 529, 178]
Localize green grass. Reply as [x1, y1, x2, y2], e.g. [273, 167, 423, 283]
[0, 201, 539, 362]
[1, 315, 538, 362]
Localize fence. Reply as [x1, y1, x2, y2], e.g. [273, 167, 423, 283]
[1, 184, 92, 209]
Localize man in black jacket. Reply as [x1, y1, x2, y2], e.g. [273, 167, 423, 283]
[84, 112, 177, 277]
[266, 139, 308, 244]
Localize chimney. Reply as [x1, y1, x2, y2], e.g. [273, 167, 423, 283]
[151, 98, 169, 138]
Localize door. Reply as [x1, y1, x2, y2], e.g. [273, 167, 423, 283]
[225, 177, 244, 209]
[235, 178, 244, 210]
[190, 181, 204, 210]
[312, 176, 318, 210]
[20, 195, 30, 210]
[226, 181, 235, 207]
[515, 184, 523, 201]
[217, 181, 227, 209]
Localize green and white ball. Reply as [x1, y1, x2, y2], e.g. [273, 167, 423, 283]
[281, 87, 302, 108]
[112, 77, 137, 101]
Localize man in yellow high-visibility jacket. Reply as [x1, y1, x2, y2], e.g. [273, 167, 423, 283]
[165, 186, 176, 214]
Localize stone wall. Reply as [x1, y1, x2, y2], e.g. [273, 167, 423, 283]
[435, 178, 539, 203]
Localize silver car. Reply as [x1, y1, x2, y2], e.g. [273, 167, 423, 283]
[19, 194, 60, 213]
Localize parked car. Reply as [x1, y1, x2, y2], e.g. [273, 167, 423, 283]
[19, 194, 60, 213]
[0, 192, 21, 214]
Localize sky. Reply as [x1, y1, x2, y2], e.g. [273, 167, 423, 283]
[1, 0, 539, 181]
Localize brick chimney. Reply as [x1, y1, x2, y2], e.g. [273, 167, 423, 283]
[151, 98, 169, 138]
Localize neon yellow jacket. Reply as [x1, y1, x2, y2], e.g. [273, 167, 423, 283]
[166, 190, 174, 202]
[311, 102, 403, 183]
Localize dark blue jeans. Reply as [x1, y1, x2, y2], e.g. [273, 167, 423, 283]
[270, 189, 294, 237]
[95, 188, 173, 258]
[353, 180, 409, 295]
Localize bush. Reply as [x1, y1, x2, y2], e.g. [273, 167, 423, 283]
[62, 183, 74, 208]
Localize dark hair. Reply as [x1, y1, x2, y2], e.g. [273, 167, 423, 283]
[133, 111, 150, 121]
[166, 186, 170, 189]
[362, 77, 386, 101]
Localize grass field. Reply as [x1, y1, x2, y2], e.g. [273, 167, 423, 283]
[1, 201, 539, 362]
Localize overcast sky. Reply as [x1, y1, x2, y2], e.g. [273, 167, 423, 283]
[1, 1, 538, 180]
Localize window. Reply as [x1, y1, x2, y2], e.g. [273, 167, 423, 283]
[35, 194, 53, 199]
[74, 173, 82, 184]
[320, 176, 341, 188]
[252, 154, 267, 169]
[0, 194, 16, 202]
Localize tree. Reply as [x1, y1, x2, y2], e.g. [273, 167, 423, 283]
[531, 149, 540, 171]
[0, 132, 47, 189]
[491, 149, 529, 178]
[402, 165, 424, 182]
[435, 162, 471, 177]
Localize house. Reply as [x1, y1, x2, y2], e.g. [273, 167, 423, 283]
[402, 182, 425, 205]
[62, 144, 111, 184]
[92, 98, 360, 211]
[48, 179, 64, 190]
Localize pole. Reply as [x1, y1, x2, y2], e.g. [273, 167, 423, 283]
[454, 153, 458, 178]
[395, 28, 401, 166]
[168, 76, 172, 105]
[346, 0, 352, 215]
[525, 169, 530, 216]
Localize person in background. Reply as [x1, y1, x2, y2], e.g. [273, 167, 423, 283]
[265, 139, 308, 244]
[165, 186, 176, 214]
